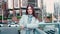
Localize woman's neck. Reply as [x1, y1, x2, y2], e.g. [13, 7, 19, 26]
[28, 14, 33, 17]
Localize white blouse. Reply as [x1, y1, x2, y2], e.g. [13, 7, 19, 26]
[19, 15, 39, 29]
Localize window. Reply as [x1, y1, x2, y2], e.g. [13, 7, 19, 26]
[53, 3, 59, 22]
[15, 10, 20, 16]
[21, 0, 38, 7]
[0, 0, 2, 15]
[8, 0, 13, 9]
[7, 0, 21, 17]
[28, 0, 37, 7]
[14, 0, 19, 8]
[53, 0, 60, 22]
[0, 5, 2, 15]
[42, 0, 60, 23]
[21, 0, 28, 7]
[43, 0, 54, 23]
[22, 10, 26, 15]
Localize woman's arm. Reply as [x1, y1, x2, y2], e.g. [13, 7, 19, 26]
[27, 19, 39, 29]
[19, 15, 25, 29]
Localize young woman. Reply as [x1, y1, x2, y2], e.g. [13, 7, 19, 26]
[19, 4, 46, 34]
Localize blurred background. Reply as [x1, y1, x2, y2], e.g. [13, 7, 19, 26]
[0, 0, 60, 34]
[0, 0, 60, 24]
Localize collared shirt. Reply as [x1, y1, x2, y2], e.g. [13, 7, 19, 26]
[28, 15, 33, 23]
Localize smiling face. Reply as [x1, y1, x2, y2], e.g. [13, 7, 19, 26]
[26, 5, 36, 17]
[27, 6, 33, 15]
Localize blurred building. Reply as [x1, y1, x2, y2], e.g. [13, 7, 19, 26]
[0, 0, 43, 23]
[7, 0, 42, 17]
[0, 0, 59, 34]
[0, 0, 60, 23]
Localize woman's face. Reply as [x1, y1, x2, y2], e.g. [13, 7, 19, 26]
[27, 7, 33, 15]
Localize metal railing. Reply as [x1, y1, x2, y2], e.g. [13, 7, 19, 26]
[0, 23, 59, 34]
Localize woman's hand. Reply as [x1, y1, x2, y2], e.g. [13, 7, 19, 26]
[20, 25, 24, 29]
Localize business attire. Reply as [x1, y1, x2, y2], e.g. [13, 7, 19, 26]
[19, 15, 46, 34]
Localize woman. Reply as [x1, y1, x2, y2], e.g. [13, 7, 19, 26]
[19, 4, 46, 34]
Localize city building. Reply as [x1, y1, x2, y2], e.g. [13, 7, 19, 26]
[0, 0, 60, 23]
[0, 0, 60, 34]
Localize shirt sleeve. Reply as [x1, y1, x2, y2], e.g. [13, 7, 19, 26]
[19, 15, 25, 26]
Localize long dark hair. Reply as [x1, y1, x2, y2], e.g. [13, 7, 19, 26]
[26, 4, 36, 18]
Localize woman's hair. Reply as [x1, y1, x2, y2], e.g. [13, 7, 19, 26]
[26, 4, 36, 18]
